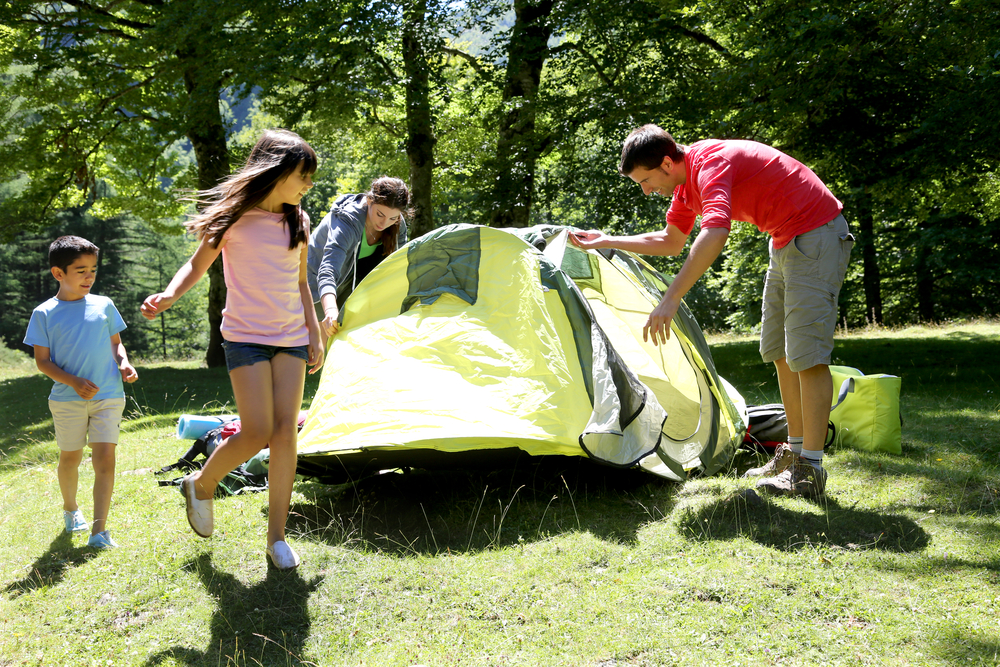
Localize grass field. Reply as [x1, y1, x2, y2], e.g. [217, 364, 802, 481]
[1, 321, 998, 666]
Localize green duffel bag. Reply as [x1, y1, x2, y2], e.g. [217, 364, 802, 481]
[829, 365, 902, 455]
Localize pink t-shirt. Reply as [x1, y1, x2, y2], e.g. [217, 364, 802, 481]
[665, 140, 843, 249]
[221, 208, 310, 346]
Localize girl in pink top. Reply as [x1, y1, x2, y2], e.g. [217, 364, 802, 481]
[140, 129, 324, 569]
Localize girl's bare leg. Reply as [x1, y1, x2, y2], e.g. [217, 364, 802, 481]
[192, 361, 274, 500]
[264, 353, 306, 547]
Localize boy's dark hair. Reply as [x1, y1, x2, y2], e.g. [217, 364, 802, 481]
[619, 124, 686, 176]
[49, 236, 100, 271]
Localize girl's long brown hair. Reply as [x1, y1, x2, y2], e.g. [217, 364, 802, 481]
[185, 129, 318, 250]
[366, 176, 411, 256]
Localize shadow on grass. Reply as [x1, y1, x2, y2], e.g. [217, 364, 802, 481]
[849, 457, 1000, 517]
[4, 531, 91, 598]
[286, 457, 679, 556]
[931, 626, 1000, 663]
[0, 372, 58, 464]
[676, 489, 930, 553]
[144, 553, 323, 667]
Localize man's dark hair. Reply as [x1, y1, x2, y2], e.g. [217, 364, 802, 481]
[49, 236, 99, 271]
[619, 124, 685, 176]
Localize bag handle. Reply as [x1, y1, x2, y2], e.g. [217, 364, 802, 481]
[832, 376, 854, 412]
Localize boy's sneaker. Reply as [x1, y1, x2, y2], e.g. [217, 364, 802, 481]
[757, 460, 828, 498]
[180, 474, 213, 538]
[87, 531, 119, 549]
[742, 443, 797, 478]
[64, 509, 88, 533]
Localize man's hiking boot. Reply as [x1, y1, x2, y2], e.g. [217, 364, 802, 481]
[742, 443, 796, 478]
[757, 460, 827, 498]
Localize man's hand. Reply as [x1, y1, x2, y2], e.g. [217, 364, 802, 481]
[643, 295, 681, 346]
[569, 230, 609, 250]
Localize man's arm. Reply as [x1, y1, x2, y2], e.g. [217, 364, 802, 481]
[570, 224, 689, 256]
[33, 345, 99, 400]
[644, 227, 730, 345]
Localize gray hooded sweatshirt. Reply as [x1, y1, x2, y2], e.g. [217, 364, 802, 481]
[307, 193, 408, 306]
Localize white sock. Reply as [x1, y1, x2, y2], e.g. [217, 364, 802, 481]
[799, 448, 824, 470]
[788, 436, 803, 455]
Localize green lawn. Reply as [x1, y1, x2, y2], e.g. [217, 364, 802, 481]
[1, 321, 998, 666]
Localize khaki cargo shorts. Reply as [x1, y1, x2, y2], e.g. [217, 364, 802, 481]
[48, 397, 126, 452]
[760, 214, 854, 373]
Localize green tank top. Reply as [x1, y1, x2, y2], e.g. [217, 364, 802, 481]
[359, 233, 381, 259]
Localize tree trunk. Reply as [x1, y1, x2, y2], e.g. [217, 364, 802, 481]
[182, 59, 230, 368]
[488, 0, 554, 228]
[916, 271, 935, 321]
[402, 0, 436, 239]
[914, 230, 936, 322]
[855, 190, 883, 325]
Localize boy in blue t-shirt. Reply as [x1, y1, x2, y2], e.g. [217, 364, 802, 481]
[24, 236, 138, 549]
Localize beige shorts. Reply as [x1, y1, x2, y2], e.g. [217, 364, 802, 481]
[760, 215, 854, 372]
[48, 397, 126, 452]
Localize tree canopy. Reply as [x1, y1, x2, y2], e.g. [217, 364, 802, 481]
[2, 0, 997, 360]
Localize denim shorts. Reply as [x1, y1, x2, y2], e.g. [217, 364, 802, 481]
[222, 340, 310, 372]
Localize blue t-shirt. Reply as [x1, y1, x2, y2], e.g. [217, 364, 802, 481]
[24, 294, 128, 402]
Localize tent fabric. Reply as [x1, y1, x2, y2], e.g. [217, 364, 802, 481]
[295, 224, 745, 483]
[402, 224, 482, 312]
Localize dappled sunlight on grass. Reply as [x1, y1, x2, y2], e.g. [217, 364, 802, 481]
[1, 321, 998, 664]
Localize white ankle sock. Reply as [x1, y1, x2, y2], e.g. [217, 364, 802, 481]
[788, 436, 803, 455]
[799, 448, 824, 470]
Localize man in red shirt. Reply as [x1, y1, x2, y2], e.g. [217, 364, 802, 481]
[572, 124, 854, 497]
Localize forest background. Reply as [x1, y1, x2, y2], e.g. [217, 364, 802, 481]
[1, 0, 998, 367]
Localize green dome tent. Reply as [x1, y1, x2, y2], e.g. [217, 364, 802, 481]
[295, 224, 746, 483]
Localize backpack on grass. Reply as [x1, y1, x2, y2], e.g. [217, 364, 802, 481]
[741, 403, 836, 452]
[742, 403, 789, 451]
[155, 422, 268, 496]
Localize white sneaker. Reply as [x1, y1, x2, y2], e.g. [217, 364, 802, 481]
[266, 540, 300, 570]
[180, 475, 213, 538]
